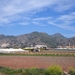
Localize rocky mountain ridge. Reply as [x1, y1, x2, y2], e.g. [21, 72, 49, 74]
[0, 31, 75, 48]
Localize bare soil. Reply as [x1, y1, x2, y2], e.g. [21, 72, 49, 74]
[0, 56, 75, 71]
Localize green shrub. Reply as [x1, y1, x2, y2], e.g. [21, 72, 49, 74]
[21, 68, 45, 75]
[0, 66, 63, 75]
[0, 67, 21, 75]
[68, 67, 75, 75]
[46, 65, 63, 75]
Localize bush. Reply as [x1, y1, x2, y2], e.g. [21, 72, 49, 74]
[46, 65, 63, 75]
[0, 67, 21, 75]
[0, 66, 63, 75]
[68, 67, 75, 75]
[21, 68, 45, 75]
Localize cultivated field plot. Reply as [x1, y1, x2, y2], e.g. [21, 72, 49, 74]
[0, 56, 75, 71]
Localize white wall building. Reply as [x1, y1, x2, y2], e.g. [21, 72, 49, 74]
[1, 43, 9, 48]
[35, 45, 47, 49]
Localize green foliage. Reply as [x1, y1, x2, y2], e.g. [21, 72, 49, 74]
[46, 65, 63, 75]
[1, 65, 73, 75]
[21, 67, 45, 75]
[0, 53, 75, 57]
[0, 67, 22, 75]
[68, 67, 75, 75]
[0, 67, 45, 75]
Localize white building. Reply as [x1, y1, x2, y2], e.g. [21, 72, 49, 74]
[35, 45, 47, 49]
[1, 43, 9, 48]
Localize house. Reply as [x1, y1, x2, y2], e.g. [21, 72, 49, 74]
[1, 43, 9, 48]
[35, 45, 47, 50]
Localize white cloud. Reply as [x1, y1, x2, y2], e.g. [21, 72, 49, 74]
[58, 12, 75, 21]
[33, 17, 51, 21]
[48, 12, 75, 31]
[53, 0, 75, 12]
[0, 0, 54, 16]
[0, 17, 9, 24]
[32, 21, 46, 26]
[33, 12, 75, 31]
[48, 21, 75, 31]
[0, 0, 75, 26]
[19, 22, 30, 26]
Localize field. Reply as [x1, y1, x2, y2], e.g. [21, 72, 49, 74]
[0, 56, 75, 71]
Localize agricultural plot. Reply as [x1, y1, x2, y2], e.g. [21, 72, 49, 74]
[0, 56, 75, 71]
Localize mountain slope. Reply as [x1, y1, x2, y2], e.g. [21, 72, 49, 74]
[0, 32, 75, 48]
[51, 33, 68, 46]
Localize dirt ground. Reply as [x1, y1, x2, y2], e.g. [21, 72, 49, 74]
[0, 56, 75, 71]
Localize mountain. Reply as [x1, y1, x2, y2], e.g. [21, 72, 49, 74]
[0, 31, 75, 48]
[52, 33, 66, 38]
[68, 37, 75, 46]
[51, 33, 68, 46]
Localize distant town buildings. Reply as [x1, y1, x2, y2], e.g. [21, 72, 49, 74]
[0, 42, 75, 50]
[23, 44, 47, 49]
[1, 43, 9, 48]
[57, 45, 75, 49]
[35, 45, 47, 49]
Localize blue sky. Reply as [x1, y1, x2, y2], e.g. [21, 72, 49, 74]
[0, 0, 75, 37]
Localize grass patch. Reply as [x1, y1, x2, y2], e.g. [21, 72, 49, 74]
[1, 65, 75, 75]
[0, 65, 63, 75]
[0, 53, 75, 57]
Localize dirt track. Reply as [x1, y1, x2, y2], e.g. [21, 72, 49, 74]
[0, 56, 75, 71]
